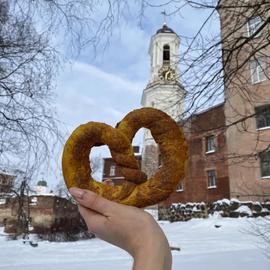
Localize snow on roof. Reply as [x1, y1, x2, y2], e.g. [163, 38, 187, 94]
[0, 169, 16, 177]
[31, 193, 56, 197]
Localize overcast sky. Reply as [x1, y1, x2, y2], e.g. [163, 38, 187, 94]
[47, 3, 220, 189]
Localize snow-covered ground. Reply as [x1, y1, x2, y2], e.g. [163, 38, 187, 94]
[0, 216, 269, 270]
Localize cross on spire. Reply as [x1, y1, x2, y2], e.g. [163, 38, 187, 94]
[161, 10, 168, 25]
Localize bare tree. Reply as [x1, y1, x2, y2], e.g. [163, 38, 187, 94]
[0, 1, 61, 177]
[2, 0, 269, 192]
[55, 155, 102, 197]
[8, 172, 33, 237]
[248, 216, 270, 258]
[0, 0, 121, 177]
[0, 0, 139, 177]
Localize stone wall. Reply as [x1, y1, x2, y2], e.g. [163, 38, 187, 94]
[158, 199, 270, 222]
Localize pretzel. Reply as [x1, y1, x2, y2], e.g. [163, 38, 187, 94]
[62, 108, 187, 208]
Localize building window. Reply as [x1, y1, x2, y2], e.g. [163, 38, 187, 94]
[207, 170, 217, 188]
[247, 16, 262, 37]
[206, 135, 215, 153]
[250, 58, 267, 84]
[255, 105, 270, 129]
[176, 180, 184, 192]
[163, 44, 170, 66]
[109, 165, 116, 176]
[158, 153, 162, 167]
[259, 151, 270, 178]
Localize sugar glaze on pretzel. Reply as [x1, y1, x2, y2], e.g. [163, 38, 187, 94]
[62, 108, 187, 208]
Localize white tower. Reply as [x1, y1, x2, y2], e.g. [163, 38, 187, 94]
[141, 23, 185, 177]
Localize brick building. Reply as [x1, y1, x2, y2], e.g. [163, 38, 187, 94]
[163, 103, 230, 205]
[165, 2, 270, 204]
[102, 146, 142, 185]
[219, 0, 270, 201]
[0, 171, 15, 196]
[0, 194, 86, 235]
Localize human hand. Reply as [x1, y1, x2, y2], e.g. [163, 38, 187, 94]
[69, 187, 172, 270]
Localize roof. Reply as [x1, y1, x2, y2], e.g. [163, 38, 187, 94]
[192, 102, 225, 117]
[0, 170, 16, 177]
[156, 23, 175, 34]
[177, 102, 225, 125]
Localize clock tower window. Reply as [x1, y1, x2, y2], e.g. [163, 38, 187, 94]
[163, 44, 170, 66]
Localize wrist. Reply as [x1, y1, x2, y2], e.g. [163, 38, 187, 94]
[132, 235, 172, 270]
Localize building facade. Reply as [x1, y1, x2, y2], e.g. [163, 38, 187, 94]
[162, 103, 230, 205]
[219, 0, 270, 201]
[0, 194, 86, 235]
[0, 171, 15, 196]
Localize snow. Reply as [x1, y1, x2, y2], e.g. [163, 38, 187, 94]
[144, 209, 158, 220]
[0, 217, 269, 270]
[0, 198, 6, 205]
[230, 198, 241, 203]
[31, 193, 56, 197]
[235, 205, 252, 215]
[216, 198, 231, 205]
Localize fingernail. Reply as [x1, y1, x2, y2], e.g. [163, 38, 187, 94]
[69, 187, 85, 199]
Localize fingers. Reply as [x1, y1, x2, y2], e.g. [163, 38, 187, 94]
[78, 205, 106, 235]
[69, 187, 115, 216]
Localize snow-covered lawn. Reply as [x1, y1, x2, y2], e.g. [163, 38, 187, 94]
[0, 216, 269, 270]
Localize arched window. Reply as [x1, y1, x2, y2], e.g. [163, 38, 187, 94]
[163, 44, 170, 65]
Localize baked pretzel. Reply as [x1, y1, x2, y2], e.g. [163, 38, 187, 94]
[62, 108, 187, 208]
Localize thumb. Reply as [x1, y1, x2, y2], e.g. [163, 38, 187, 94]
[69, 187, 113, 215]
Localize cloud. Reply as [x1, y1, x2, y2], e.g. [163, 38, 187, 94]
[73, 61, 144, 94]
[55, 60, 145, 131]
[47, 58, 146, 187]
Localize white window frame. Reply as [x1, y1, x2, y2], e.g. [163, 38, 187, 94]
[207, 170, 217, 189]
[259, 151, 270, 178]
[109, 165, 116, 176]
[255, 105, 270, 130]
[205, 135, 216, 154]
[176, 180, 184, 192]
[247, 16, 262, 38]
[250, 58, 267, 84]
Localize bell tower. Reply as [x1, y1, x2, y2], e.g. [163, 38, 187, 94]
[141, 23, 185, 177]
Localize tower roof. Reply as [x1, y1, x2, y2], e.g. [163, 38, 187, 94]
[156, 23, 175, 34]
[37, 180, 47, 187]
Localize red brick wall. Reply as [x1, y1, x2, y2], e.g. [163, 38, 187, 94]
[102, 155, 142, 185]
[162, 104, 230, 205]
